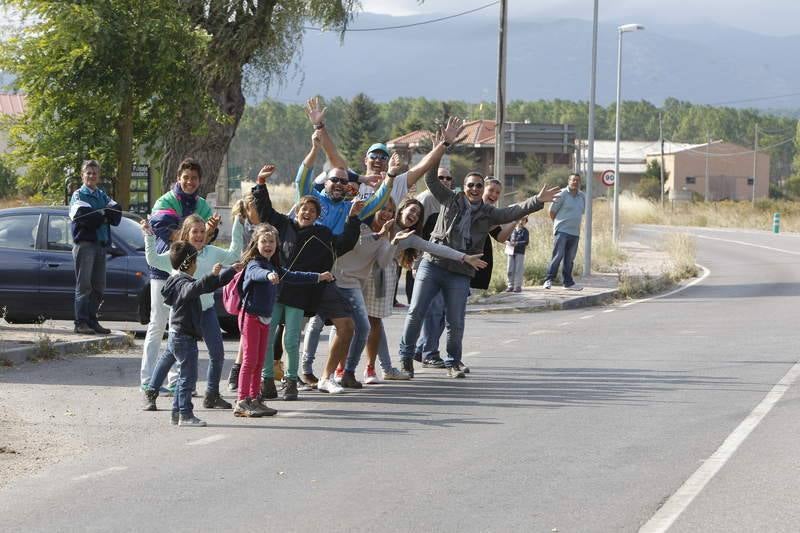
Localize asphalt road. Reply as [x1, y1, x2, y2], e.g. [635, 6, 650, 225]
[1, 225, 799, 532]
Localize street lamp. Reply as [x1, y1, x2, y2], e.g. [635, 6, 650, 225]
[612, 23, 645, 244]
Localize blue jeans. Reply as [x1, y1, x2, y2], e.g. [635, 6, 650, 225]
[72, 241, 106, 326]
[545, 231, 580, 286]
[399, 259, 470, 368]
[164, 307, 225, 394]
[150, 332, 198, 416]
[302, 314, 326, 375]
[339, 287, 370, 373]
[199, 307, 225, 395]
[415, 292, 445, 360]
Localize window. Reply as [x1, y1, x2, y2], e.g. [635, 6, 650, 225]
[0, 214, 39, 250]
[47, 216, 73, 251]
[747, 177, 754, 186]
[112, 216, 145, 251]
[552, 153, 571, 165]
[685, 176, 696, 184]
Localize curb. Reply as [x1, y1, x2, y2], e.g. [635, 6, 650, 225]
[466, 288, 619, 315]
[0, 331, 131, 367]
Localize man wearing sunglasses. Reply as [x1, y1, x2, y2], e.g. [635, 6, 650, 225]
[397, 158, 562, 379]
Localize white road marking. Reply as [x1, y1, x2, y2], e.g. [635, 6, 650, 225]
[621, 265, 711, 309]
[73, 466, 128, 482]
[558, 322, 571, 327]
[463, 351, 481, 357]
[502, 339, 517, 344]
[580, 314, 595, 320]
[640, 359, 800, 533]
[602, 309, 615, 313]
[186, 434, 227, 447]
[636, 227, 800, 256]
[528, 330, 546, 335]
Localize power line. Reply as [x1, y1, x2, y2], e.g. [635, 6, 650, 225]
[673, 136, 795, 157]
[303, 1, 499, 32]
[704, 91, 800, 107]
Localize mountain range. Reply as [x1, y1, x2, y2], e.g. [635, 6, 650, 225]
[259, 13, 800, 110]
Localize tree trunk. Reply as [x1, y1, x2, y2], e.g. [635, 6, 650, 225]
[115, 92, 135, 210]
[160, 72, 246, 200]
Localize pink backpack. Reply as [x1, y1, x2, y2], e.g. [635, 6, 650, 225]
[222, 270, 245, 315]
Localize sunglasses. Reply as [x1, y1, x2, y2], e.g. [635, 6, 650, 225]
[328, 177, 349, 185]
[465, 182, 484, 189]
[368, 152, 389, 161]
[438, 175, 453, 181]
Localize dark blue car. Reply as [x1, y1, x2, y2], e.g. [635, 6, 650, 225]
[0, 206, 238, 333]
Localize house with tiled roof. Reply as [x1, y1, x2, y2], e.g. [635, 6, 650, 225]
[387, 119, 576, 196]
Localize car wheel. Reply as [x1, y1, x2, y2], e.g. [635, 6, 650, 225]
[218, 316, 239, 335]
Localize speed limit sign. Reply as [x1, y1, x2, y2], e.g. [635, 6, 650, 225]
[601, 170, 615, 187]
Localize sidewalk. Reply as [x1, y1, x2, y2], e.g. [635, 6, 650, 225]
[466, 238, 670, 314]
[0, 323, 131, 366]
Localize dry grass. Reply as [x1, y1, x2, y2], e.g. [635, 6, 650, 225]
[487, 199, 626, 294]
[619, 193, 800, 233]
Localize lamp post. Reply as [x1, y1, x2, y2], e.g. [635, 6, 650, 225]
[582, 0, 599, 276]
[612, 23, 645, 244]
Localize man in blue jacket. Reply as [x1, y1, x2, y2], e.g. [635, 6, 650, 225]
[68, 160, 122, 334]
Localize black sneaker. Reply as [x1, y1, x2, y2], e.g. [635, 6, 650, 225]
[260, 379, 278, 400]
[413, 353, 423, 363]
[456, 362, 470, 374]
[89, 321, 111, 335]
[171, 410, 179, 425]
[141, 389, 158, 411]
[402, 359, 415, 379]
[203, 392, 232, 409]
[340, 371, 363, 389]
[447, 366, 465, 379]
[74, 322, 95, 335]
[283, 378, 298, 401]
[227, 363, 241, 392]
[422, 356, 446, 368]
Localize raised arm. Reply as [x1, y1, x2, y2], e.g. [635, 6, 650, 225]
[489, 184, 561, 226]
[296, 133, 322, 199]
[306, 96, 348, 170]
[402, 116, 465, 188]
[358, 173, 394, 221]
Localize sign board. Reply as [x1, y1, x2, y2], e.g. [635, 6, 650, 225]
[129, 164, 151, 215]
[601, 169, 615, 187]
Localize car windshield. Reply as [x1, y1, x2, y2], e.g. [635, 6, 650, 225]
[113, 216, 145, 251]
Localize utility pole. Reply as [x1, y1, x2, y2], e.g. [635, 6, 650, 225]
[659, 112, 665, 208]
[583, 0, 599, 275]
[493, 0, 508, 185]
[704, 133, 711, 202]
[752, 123, 758, 205]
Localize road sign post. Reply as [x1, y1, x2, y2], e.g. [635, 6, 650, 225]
[601, 170, 615, 187]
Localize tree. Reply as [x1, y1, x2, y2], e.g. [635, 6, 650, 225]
[160, 1, 359, 196]
[636, 159, 667, 200]
[0, 156, 15, 198]
[0, 0, 207, 207]
[339, 93, 380, 169]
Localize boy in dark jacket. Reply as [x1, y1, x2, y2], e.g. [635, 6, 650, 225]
[68, 160, 122, 334]
[142, 241, 239, 427]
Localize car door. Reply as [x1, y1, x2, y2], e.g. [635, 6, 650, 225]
[0, 213, 43, 319]
[41, 213, 132, 320]
[39, 214, 78, 317]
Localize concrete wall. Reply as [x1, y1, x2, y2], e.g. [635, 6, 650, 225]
[662, 142, 770, 201]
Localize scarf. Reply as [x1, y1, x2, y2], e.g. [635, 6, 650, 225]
[173, 182, 199, 217]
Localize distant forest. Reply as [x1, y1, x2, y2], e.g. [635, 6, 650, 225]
[228, 95, 800, 197]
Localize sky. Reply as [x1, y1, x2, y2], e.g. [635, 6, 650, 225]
[359, 0, 800, 37]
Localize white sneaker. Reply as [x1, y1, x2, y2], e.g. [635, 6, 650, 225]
[543, 280, 552, 289]
[565, 284, 583, 291]
[381, 367, 411, 381]
[318, 378, 344, 394]
[363, 366, 380, 384]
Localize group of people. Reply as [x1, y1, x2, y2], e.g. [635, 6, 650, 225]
[68, 97, 587, 427]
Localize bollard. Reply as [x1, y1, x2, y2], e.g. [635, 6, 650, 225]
[773, 212, 781, 234]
